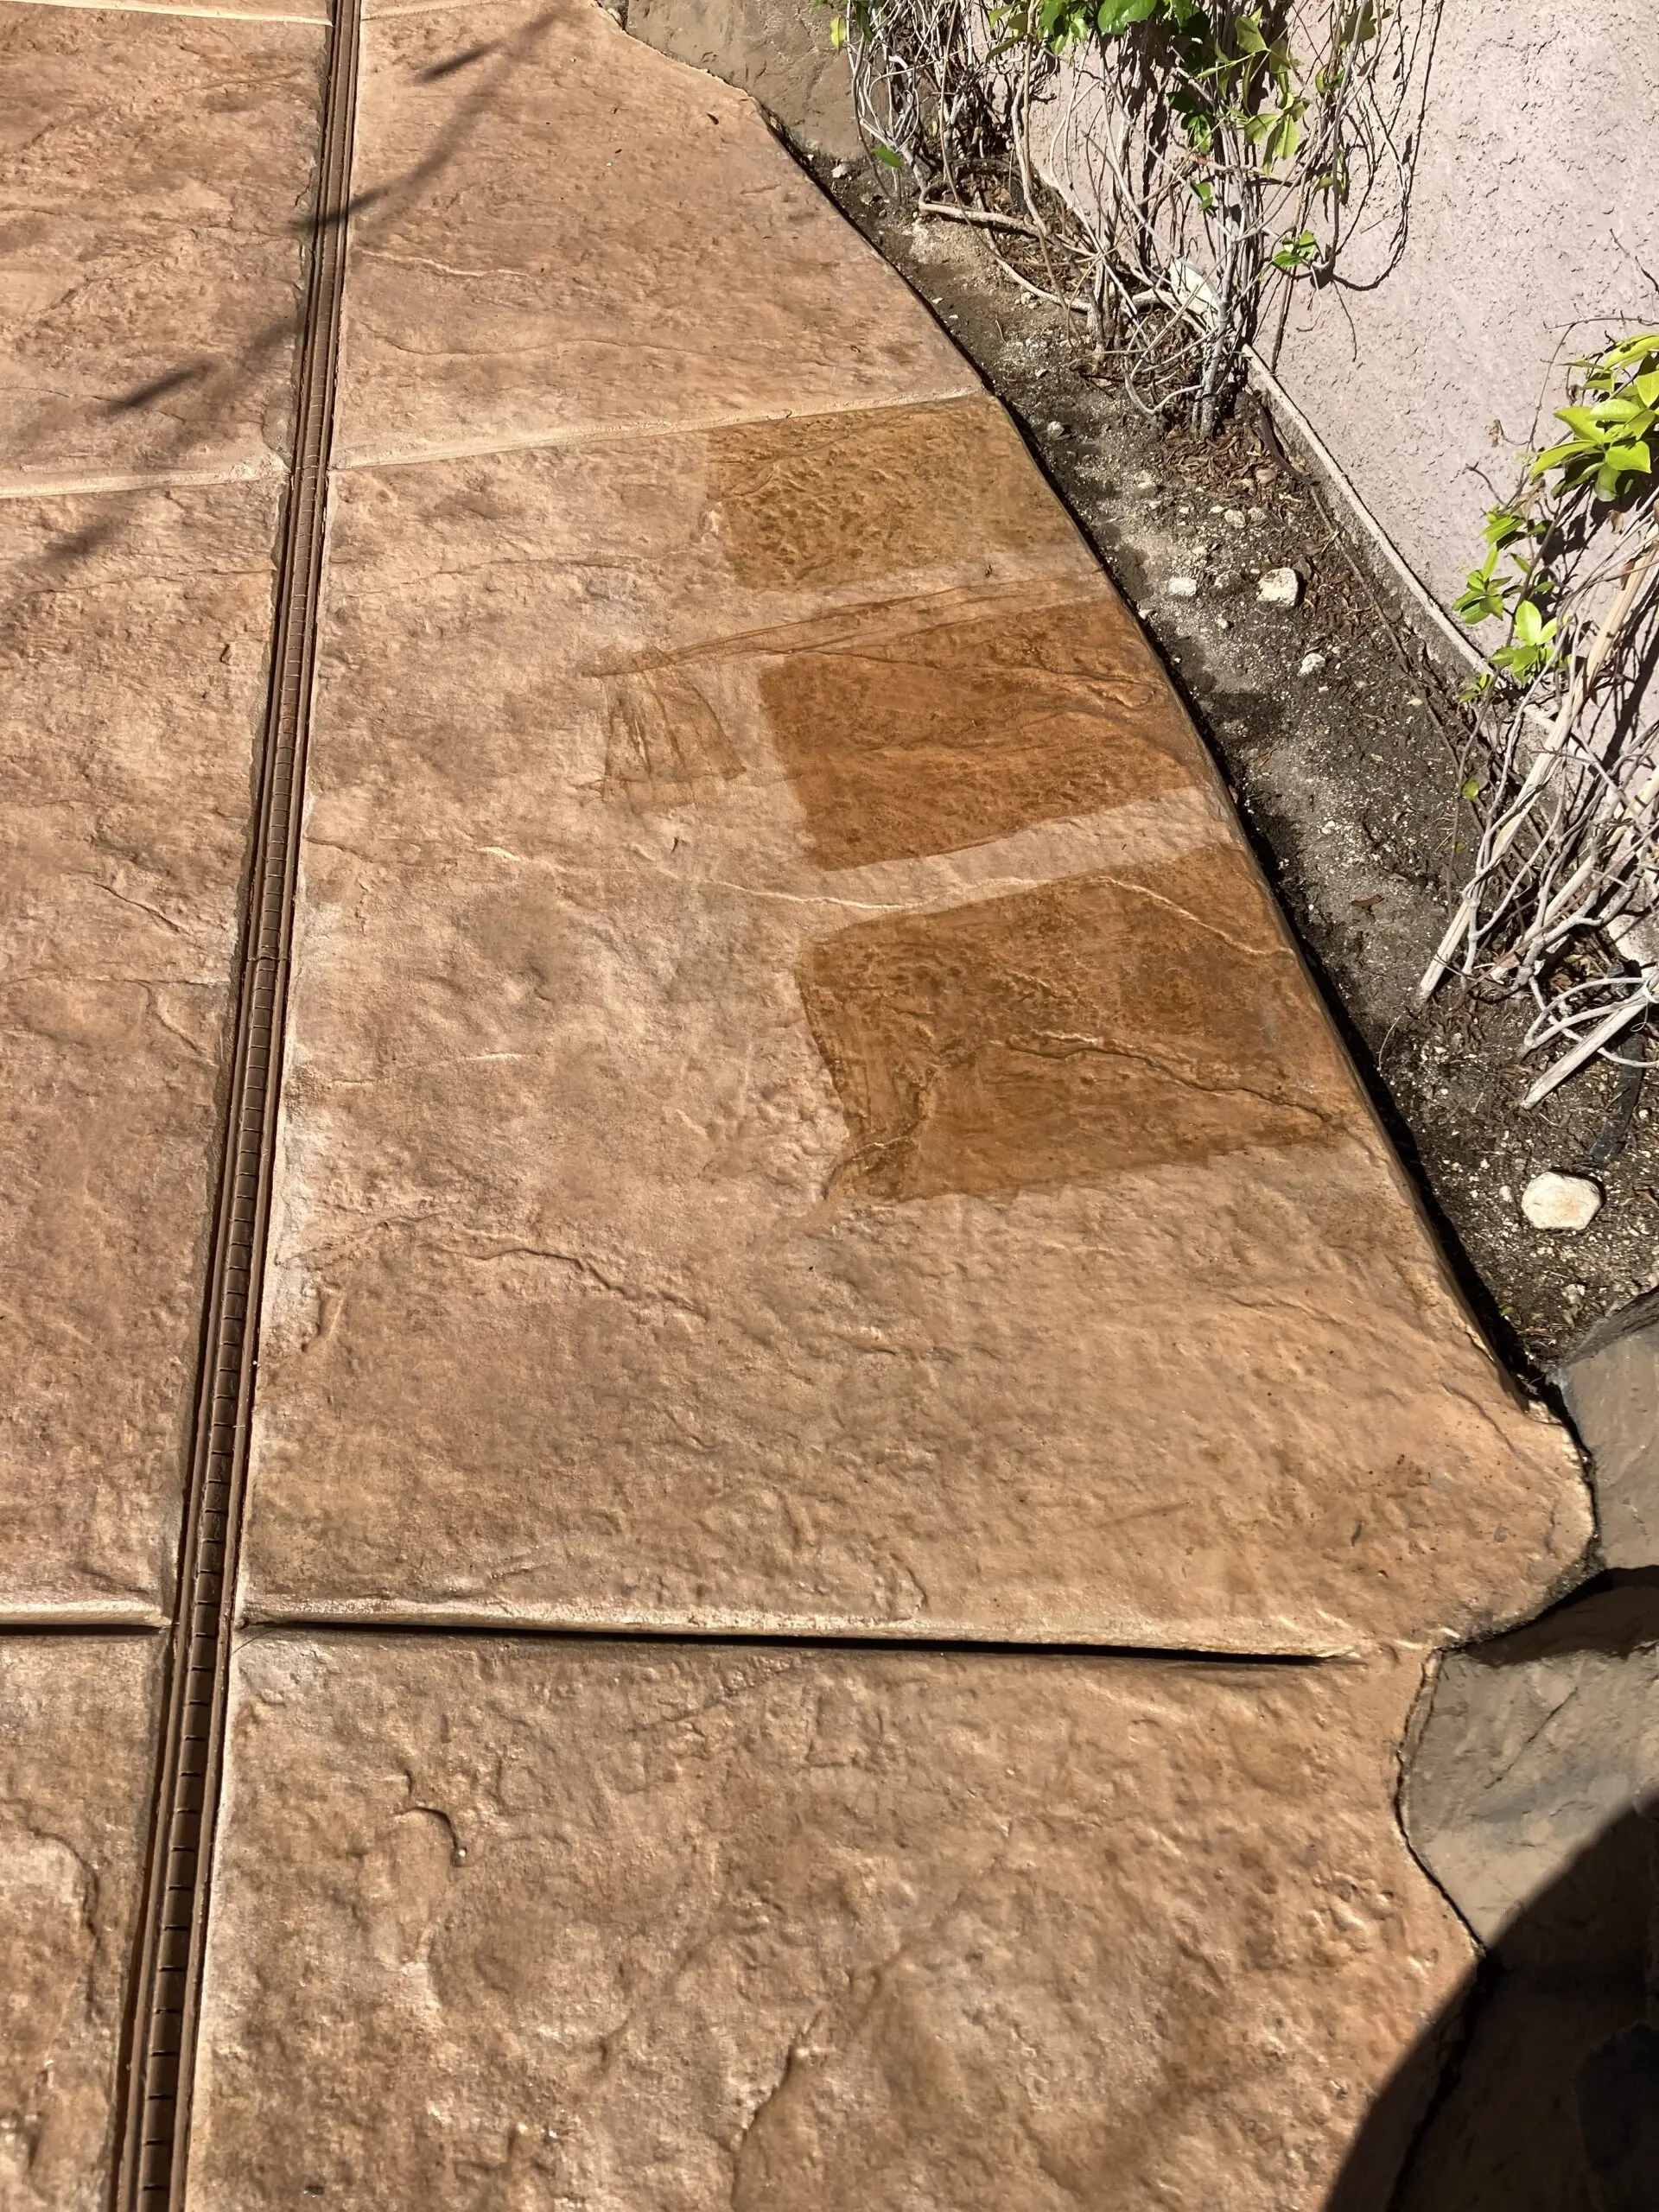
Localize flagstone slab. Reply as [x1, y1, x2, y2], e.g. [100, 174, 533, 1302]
[0, 1633, 161, 2212]
[1, 482, 281, 1617]
[238, 406, 1588, 1649]
[334, 0, 970, 467]
[187, 1634, 1465, 2211]
[0, 0, 324, 489]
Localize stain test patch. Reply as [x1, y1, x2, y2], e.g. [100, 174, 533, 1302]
[798, 846, 1362, 1204]
[762, 593, 1201, 871]
[706, 395, 1076, 593]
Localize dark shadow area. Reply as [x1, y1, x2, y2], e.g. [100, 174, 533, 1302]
[1329, 1584, 1659, 2212]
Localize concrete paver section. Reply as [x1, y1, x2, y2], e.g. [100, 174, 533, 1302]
[0, 1634, 161, 2210]
[2, 483, 283, 1617]
[334, 0, 970, 468]
[188, 1635, 1466, 2210]
[242, 388, 1586, 1648]
[0, 0, 323, 489]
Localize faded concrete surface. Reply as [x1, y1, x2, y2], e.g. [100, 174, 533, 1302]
[0, 0, 1610, 2202]
[335, 0, 965, 468]
[0, 1, 325, 486]
[0, 1636, 161, 2210]
[0, 483, 283, 1617]
[187, 1636, 1467, 2212]
[238, 0, 1589, 1649]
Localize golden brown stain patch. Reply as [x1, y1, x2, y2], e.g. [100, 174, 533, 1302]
[761, 592, 1203, 869]
[601, 667, 742, 810]
[707, 396, 1076, 592]
[798, 847, 1363, 1203]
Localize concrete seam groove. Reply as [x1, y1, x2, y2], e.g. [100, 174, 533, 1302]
[113, 1, 360, 2203]
[237, 1618, 1347, 1665]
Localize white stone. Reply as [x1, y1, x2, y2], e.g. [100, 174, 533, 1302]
[1166, 575, 1199, 599]
[1224, 509, 1247, 529]
[1521, 1172, 1603, 1231]
[1258, 567, 1303, 608]
[1299, 652, 1327, 678]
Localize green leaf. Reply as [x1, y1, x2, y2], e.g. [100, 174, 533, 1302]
[871, 142, 903, 167]
[1461, 776, 1481, 802]
[1096, 0, 1158, 29]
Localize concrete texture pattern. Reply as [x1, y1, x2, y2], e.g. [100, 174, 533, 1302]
[187, 1637, 1465, 2212]
[0, 0, 1601, 2201]
[0, 1637, 161, 2211]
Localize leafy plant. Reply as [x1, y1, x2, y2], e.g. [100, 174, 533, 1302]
[1427, 332, 1659, 1100]
[838, 0, 1433, 435]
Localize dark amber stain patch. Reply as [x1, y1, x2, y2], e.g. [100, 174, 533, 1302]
[601, 666, 742, 810]
[707, 396, 1075, 593]
[798, 847, 1363, 1203]
[761, 592, 1203, 870]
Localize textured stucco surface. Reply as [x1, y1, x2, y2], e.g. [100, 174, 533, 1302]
[1274, 1, 1659, 608]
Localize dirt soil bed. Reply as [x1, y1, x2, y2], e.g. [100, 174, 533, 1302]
[795, 152, 1659, 1376]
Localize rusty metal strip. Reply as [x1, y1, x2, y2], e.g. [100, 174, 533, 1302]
[117, 3, 360, 2202]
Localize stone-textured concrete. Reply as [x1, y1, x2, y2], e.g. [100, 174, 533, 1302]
[0, 1635, 161, 2211]
[187, 1635, 1467, 2211]
[1558, 1290, 1659, 1568]
[628, 0, 862, 160]
[0, 1, 325, 487]
[240, 392, 1586, 1648]
[334, 0, 969, 468]
[1, 483, 281, 1617]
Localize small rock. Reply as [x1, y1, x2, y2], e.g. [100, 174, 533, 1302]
[1257, 567, 1302, 609]
[1165, 576, 1199, 599]
[1248, 505, 1267, 522]
[1135, 603, 1154, 619]
[1215, 615, 1230, 632]
[831, 162, 849, 178]
[1521, 1172, 1602, 1231]
[1046, 420, 1065, 436]
[1135, 472, 1157, 488]
[1224, 509, 1247, 529]
[1298, 651, 1327, 678]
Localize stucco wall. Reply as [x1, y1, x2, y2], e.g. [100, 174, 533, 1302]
[1271, 0, 1658, 611]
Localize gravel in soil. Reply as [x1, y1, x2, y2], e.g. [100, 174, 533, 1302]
[805, 154, 1658, 1374]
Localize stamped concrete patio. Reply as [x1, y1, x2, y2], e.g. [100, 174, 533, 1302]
[0, 0, 1594, 2203]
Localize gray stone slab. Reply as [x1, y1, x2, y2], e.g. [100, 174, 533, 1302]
[1558, 1288, 1659, 1568]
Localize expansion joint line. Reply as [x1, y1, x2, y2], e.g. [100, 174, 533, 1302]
[116, 4, 360, 2205]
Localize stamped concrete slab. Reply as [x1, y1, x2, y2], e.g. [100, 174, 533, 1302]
[0, 1633, 161, 2211]
[1, 482, 281, 1617]
[238, 401, 1587, 1649]
[186, 1634, 1465, 2211]
[0, 0, 324, 489]
[334, 0, 969, 467]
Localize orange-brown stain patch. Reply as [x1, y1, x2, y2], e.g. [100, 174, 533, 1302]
[761, 593, 1203, 870]
[706, 396, 1076, 592]
[798, 847, 1363, 1203]
[601, 666, 742, 810]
